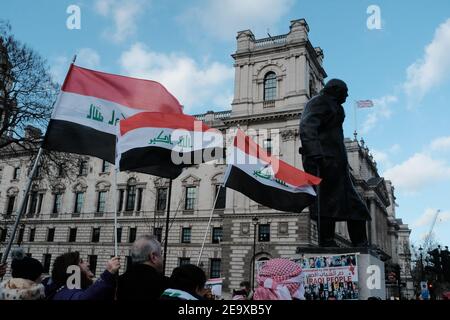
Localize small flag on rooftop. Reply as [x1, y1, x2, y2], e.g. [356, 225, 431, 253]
[356, 100, 374, 108]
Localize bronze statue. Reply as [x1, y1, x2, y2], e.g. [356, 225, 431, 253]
[299, 79, 370, 247]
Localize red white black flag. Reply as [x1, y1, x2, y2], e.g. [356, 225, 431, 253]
[42, 64, 183, 162]
[224, 129, 321, 213]
[116, 112, 224, 178]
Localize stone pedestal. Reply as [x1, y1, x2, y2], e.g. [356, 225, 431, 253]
[294, 246, 386, 300]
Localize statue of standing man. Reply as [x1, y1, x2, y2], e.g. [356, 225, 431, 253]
[299, 79, 370, 247]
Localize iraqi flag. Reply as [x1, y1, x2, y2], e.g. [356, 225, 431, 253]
[224, 129, 321, 213]
[116, 112, 224, 178]
[42, 64, 183, 162]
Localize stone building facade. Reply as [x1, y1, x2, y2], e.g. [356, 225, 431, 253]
[0, 19, 411, 298]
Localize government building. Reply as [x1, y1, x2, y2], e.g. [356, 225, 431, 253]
[0, 19, 413, 299]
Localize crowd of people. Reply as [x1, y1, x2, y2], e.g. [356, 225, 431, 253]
[0, 235, 307, 301]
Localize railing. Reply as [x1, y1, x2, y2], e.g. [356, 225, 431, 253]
[193, 110, 231, 121]
[254, 34, 287, 48]
[263, 100, 275, 108]
[214, 110, 232, 119]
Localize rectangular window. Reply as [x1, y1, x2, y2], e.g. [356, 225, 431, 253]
[28, 192, 38, 215]
[29, 228, 35, 242]
[212, 227, 223, 244]
[53, 194, 62, 214]
[214, 185, 226, 209]
[89, 255, 98, 275]
[153, 227, 162, 242]
[126, 186, 136, 211]
[128, 227, 137, 243]
[74, 192, 84, 213]
[118, 190, 124, 211]
[210, 258, 221, 279]
[116, 227, 122, 243]
[258, 224, 270, 242]
[97, 191, 106, 213]
[13, 167, 20, 180]
[43, 254, 51, 274]
[37, 194, 43, 214]
[136, 188, 143, 211]
[181, 227, 191, 244]
[47, 228, 55, 242]
[263, 139, 272, 156]
[0, 228, 7, 242]
[179, 257, 191, 266]
[156, 188, 167, 211]
[79, 160, 88, 176]
[6, 196, 15, 215]
[126, 256, 133, 271]
[101, 160, 110, 173]
[92, 227, 100, 243]
[184, 187, 196, 210]
[69, 228, 77, 242]
[17, 227, 24, 244]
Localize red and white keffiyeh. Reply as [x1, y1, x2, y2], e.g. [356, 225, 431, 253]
[253, 258, 305, 300]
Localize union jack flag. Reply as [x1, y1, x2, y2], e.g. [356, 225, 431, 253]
[356, 100, 374, 108]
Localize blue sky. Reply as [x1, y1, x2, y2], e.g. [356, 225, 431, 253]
[3, 0, 450, 246]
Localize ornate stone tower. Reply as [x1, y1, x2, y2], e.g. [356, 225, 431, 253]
[230, 19, 327, 118]
[221, 19, 328, 294]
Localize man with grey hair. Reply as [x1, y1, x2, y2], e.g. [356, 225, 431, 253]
[117, 235, 169, 300]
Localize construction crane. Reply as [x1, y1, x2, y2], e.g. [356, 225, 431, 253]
[424, 209, 440, 248]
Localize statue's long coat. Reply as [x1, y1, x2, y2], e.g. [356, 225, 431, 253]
[299, 87, 371, 222]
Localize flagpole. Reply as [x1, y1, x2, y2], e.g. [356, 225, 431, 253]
[1, 148, 43, 265]
[354, 100, 358, 135]
[113, 167, 119, 257]
[162, 178, 173, 276]
[1, 56, 76, 265]
[197, 184, 222, 266]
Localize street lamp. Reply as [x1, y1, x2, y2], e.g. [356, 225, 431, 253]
[251, 216, 259, 291]
[419, 246, 424, 280]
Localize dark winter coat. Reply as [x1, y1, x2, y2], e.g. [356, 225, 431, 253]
[52, 270, 116, 300]
[117, 264, 169, 300]
[299, 80, 370, 222]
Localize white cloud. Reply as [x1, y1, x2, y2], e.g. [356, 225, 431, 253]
[49, 49, 101, 84]
[413, 208, 450, 228]
[389, 144, 401, 154]
[49, 56, 70, 84]
[94, 0, 147, 43]
[360, 95, 398, 134]
[383, 153, 450, 194]
[371, 149, 390, 167]
[94, 0, 111, 15]
[404, 18, 450, 105]
[179, 0, 295, 40]
[371, 144, 401, 169]
[430, 136, 450, 152]
[76, 48, 101, 69]
[119, 43, 234, 112]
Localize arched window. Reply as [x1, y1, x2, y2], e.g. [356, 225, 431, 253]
[264, 72, 277, 101]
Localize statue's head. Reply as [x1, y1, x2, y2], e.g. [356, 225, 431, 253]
[323, 79, 348, 104]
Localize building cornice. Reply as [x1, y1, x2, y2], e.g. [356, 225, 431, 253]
[224, 110, 302, 125]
